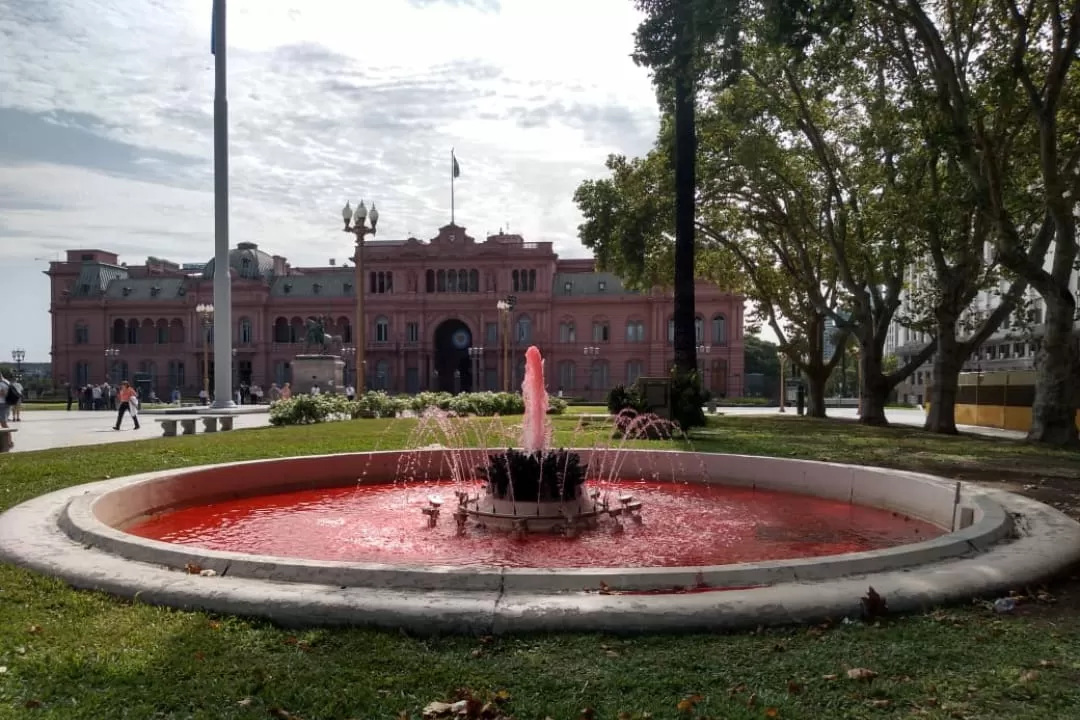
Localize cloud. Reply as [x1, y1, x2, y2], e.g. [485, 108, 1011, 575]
[0, 0, 659, 360]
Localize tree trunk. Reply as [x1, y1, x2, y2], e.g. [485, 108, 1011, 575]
[670, 9, 697, 374]
[858, 342, 889, 426]
[805, 371, 827, 418]
[924, 318, 964, 434]
[1029, 291, 1080, 446]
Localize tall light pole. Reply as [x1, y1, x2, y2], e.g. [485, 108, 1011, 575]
[496, 295, 516, 392]
[196, 303, 214, 399]
[10, 348, 25, 380]
[211, 0, 235, 409]
[343, 200, 379, 393]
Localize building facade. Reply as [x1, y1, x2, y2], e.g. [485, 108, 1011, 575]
[885, 246, 1077, 405]
[47, 224, 745, 399]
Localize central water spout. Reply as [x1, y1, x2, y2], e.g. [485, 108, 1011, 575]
[520, 345, 550, 453]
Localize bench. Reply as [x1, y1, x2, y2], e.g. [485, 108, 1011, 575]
[155, 418, 201, 437]
[0, 428, 16, 453]
[201, 415, 235, 432]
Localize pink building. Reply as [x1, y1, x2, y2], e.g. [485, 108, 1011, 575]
[46, 225, 744, 399]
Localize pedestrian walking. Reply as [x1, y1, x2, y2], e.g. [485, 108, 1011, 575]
[113, 380, 141, 431]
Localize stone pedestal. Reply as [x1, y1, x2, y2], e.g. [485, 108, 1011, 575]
[292, 355, 345, 395]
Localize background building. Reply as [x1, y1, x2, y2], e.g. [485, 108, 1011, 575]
[885, 245, 1077, 405]
[47, 225, 745, 399]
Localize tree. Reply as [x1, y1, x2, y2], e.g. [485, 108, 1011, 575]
[870, 0, 1080, 445]
[744, 333, 780, 381]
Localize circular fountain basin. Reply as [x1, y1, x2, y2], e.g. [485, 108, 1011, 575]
[2, 448, 1079, 635]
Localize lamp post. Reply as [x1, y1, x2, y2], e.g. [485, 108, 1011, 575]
[696, 343, 711, 395]
[468, 346, 484, 391]
[10, 348, 25, 380]
[341, 346, 356, 389]
[779, 354, 786, 413]
[583, 345, 600, 401]
[496, 295, 517, 392]
[342, 200, 379, 394]
[196, 303, 214, 398]
[104, 346, 119, 384]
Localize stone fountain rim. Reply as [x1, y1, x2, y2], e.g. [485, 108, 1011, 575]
[2, 449, 1079, 633]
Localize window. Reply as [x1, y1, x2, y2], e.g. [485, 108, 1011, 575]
[528, 269, 536, 291]
[559, 322, 576, 343]
[712, 315, 727, 345]
[74, 323, 90, 344]
[515, 315, 532, 343]
[81, 253, 94, 261]
[598, 280, 606, 292]
[375, 316, 390, 343]
[626, 360, 644, 386]
[406, 322, 420, 343]
[274, 360, 290, 386]
[239, 317, 253, 344]
[273, 318, 290, 343]
[485, 322, 498, 345]
[126, 320, 138, 345]
[592, 321, 610, 342]
[374, 360, 390, 390]
[512, 270, 520, 292]
[625, 321, 645, 343]
[468, 269, 479, 292]
[448, 269, 458, 292]
[1015, 342, 1026, 358]
[512, 269, 536, 292]
[369, 271, 393, 294]
[667, 318, 674, 344]
[340, 320, 352, 344]
[695, 316, 704, 344]
[558, 361, 576, 390]
[426, 270, 435, 293]
[563, 281, 573, 295]
[590, 360, 610, 391]
[437, 269, 447, 292]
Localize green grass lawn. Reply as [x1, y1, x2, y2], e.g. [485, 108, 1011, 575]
[1, 415, 1079, 719]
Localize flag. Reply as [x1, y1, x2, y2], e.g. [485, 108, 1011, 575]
[452, 151, 461, 179]
[211, 0, 218, 55]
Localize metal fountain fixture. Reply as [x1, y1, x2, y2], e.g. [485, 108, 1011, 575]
[418, 345, 646, 538]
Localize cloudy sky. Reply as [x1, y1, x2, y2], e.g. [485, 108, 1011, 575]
[0, 0, 661, 362]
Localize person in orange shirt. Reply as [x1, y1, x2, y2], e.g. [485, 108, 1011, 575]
[114, 380, 141, 431]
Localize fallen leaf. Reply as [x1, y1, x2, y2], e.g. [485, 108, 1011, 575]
[470, 649, 483, 658]
[27, 624, 42, 634]
[208, 621, 222, 630]
[787, 680, 803, 695]
[847, 668, 878, 681]
[868, 699, 891, 708]
[24, 700, 42, 709]
[184, 562, 202, 574]
[821, 674, 838, 681]
[579, 708, 597, 720]
[1019, 669, 1040, 683]
[269, 709, 301, 720]
[746, 692, 758, 708]
[765, 708, 780, 718]
[237, 697, 253, 707]
[605, 650, 620, 657]
[422, 701, 454, 718]
[493, 690, 511, 703]
[598, 581, 612, 595]
[617, 713, 632, 720]
[1038, 659, 1057, 668]
[675, 694, 703, 714]
[194, 651, 205, 661]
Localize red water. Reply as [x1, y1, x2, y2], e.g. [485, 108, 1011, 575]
[126, 481, 942, 568]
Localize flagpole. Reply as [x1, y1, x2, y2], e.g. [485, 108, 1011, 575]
[211, 0, 235, 408]
[450, 148, 456, 225]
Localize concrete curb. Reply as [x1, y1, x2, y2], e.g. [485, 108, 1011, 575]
[2, 451, 1079, 634]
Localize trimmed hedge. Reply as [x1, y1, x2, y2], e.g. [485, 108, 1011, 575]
[269, 390, 567, 426]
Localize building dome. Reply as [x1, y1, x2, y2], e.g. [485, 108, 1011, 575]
[202, 242, 275, 280]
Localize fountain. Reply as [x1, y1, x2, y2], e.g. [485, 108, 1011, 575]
[438, 346, 642, 536]
[2, 345, 1079, 634]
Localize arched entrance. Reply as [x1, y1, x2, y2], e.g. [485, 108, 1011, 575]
[433, 319, 473, 393]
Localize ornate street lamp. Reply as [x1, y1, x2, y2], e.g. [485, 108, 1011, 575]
[10, 348, 25, 380]
[342, 200, 379, 393]
[103, 346, 120, 384]
[496, 294, 517, 391]
[196, 303, 215, 398]
[468, 346, 484, 391]
[583, 346, 600, 400]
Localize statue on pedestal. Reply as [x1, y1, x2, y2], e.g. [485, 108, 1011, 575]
[303, 316, 340, 355]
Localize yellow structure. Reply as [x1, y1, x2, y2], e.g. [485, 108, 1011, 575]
[927, 370, 1080, 432]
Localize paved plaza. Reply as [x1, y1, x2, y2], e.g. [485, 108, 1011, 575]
[1, 404, 1022, 454]
[4, 409, 272, 453]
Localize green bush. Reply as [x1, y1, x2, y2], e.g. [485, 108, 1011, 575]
[269, 390, 565, 426]
[606, 384, 647, 415]
[669, 368, 707, 430]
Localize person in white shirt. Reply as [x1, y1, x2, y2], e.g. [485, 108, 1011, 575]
[345, 385, 355, 401]
[311, 384, 321, 396]
[10, 380, 23, 421]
